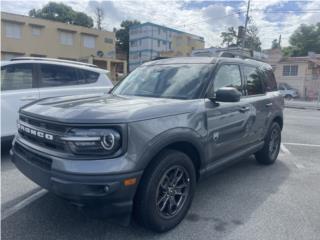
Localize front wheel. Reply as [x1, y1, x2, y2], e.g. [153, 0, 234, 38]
[134, 150, 196, 232]
[255, 122, 281, 165]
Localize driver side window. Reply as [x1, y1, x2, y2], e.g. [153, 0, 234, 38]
[214, 64, 242, 93]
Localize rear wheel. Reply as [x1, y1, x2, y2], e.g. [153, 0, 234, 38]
[255, 122, 281, 165]
[134, 150, 196, 232]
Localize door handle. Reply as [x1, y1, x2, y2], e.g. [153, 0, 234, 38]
[265, 103, 273, 107]
[20, 96, 37, 101]
[239, 106, 250, 113]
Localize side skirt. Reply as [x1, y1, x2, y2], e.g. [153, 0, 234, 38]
[199, 141, 264, 180]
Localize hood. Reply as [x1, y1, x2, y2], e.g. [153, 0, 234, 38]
[20, 94, 200, 124]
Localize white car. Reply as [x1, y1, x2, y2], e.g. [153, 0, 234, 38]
[1, 57, 113, 142]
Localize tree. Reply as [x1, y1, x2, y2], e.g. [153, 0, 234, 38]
[29, 2, 93, 28]
[271, 39, 281, 49]
[282, 23, 320, 56]
[220, 27, 238, 47]
[244, 24, 261, 51]
[220, 23, 261, 51]
[115, 20, 140, 70]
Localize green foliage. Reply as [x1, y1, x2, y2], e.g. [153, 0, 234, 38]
[271, 39, 280, 49]
[220, 27, 237, 47]
[283, 23, 320, 56]
[115, 20, 140, 58]
[29, 2, 93, 28]
[220, 24, 261, 51]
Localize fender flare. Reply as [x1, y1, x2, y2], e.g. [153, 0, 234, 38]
[138, 127, 207, 171]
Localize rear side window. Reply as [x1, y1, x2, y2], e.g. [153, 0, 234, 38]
[39, 64, 99, 87]
[263, 68, 277, 91]
[1, 64, 34, 91]
[78, 69, 99, 84]
[243, 66, 265, 95]
[39, 64, 78, 87]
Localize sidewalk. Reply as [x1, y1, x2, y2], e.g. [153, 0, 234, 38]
[285, 100, 320, 110]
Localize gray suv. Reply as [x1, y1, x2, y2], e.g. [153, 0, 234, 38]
[11, 57, 283, 232]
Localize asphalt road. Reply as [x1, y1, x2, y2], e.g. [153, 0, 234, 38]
[2, 108, 320, 240]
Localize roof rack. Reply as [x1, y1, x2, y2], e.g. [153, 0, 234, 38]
[10, 57, 97, 68]
[218, 51, 266, 64]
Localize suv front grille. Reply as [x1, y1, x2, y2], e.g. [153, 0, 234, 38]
[18, 115, 68, 152]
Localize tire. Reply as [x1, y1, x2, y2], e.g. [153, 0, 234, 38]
[134, 149, 196, 232]
[255, 122, 281, 165]
[284, 94, 293, 101]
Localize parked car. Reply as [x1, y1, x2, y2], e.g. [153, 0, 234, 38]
[1, 57, 113, 142]
[11, 56, 283, 232]
[278, 82, 299, 100]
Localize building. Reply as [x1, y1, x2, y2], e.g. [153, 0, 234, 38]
[264, 49, 320, 100]
[1, 12, 127, 78]
[129, 22, 204, 71]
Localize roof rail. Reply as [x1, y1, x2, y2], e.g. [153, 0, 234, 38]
[10, 57, 97, 68]
[218, 51, 265, 63]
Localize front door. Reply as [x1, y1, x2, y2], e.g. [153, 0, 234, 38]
[205, 63, 255, 163]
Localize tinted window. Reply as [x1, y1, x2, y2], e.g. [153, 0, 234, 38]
[244, 66, 265, 95]
[113, 64, 212, 99]
[40, 64, 78, 87]
[263, 68, 277, 91]
[214, 64, 242, 92]
[1, 64, 33, 91]
[78, 69, 99, 84]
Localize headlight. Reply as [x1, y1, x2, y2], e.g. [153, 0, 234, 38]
[61, 128, 121, 155]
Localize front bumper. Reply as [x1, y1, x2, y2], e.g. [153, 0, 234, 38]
[11, 140, 143, 217]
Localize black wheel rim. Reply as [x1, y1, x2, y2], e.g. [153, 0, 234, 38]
[156, 165, 190, 219]
[269, 127, 281, 159]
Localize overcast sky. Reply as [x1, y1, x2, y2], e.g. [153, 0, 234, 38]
[1, 0, 319, 49]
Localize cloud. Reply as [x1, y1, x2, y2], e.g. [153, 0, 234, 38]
[1, 0, 320, 49]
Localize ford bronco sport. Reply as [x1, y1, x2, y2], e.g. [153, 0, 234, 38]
[11, 56, 284, 232]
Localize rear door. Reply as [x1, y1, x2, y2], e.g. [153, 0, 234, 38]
[38, 64, 111, 98]
[1, 63, 39, 137]
[240, 64, 271, 144]
[205, 63, 253, 162]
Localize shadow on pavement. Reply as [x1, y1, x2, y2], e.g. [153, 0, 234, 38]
[1, 156, 290, 240]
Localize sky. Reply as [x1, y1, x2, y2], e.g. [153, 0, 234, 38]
[1, 0, 320, 49]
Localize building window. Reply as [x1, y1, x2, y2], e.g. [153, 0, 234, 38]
[283, 65, 298, 76]
[31, 26, 41, 36]
[104, 37, 113, 44]
[158, 40, 160, 47]
[158, 28, 161, 35]
[5, 22, 22, 39]
[83, 35, 96, 49]
[169, 42, 172, 50]
[131, 40, 138, 47]
[59, 31, 74, 46]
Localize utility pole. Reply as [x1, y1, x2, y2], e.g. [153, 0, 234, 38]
[241, 0, 251, 49]
[95, 7, 104, 30]
[278, 34, 282, 48]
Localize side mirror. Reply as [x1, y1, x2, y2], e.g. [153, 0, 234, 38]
[213, 87, 241, 102]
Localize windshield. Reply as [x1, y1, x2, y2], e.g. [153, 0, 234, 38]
[112, 64, 213, 99]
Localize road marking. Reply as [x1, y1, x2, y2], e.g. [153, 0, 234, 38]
[283, 142, 320, 148]
[280, 144, 305, 169]
[1, 189, 47, 220]
[280, 144, 291, 154]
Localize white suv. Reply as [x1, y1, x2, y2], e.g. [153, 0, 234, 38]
[1, 57, 113, 141]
